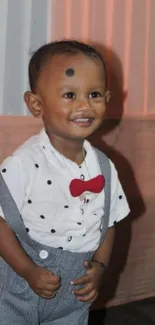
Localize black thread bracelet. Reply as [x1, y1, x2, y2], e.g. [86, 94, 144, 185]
[91, 259, 106, 270]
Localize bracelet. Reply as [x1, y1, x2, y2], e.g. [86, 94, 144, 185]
[91, 259, 106, 270]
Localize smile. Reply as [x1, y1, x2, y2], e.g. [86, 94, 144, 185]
[71, 117, 94, 127]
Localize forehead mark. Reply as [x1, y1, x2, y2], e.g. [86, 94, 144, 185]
[65, 68, 75, 77]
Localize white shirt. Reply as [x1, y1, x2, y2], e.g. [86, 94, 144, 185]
[0, 129, 130, 252]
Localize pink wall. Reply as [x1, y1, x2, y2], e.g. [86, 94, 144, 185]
[51, 0, 155, 117]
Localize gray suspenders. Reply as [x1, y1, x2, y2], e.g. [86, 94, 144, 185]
[0, 172, 34, 247]
[0, 148, 111, 248]
[94, 148, 111, 243]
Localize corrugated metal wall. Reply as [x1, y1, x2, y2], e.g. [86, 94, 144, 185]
[1, 0, 154, 116]
[51, 0, 155, 117]
[0, 0, 48, 115]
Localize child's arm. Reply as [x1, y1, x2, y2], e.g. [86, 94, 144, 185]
[0, 216, 61, 298]
[72, 226, 115, 302]
[91, 226, 115, 267]
[0, 216, 36, 277]
[73, 160, 130, 302]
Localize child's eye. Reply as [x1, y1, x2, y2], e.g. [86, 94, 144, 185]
[89, 91, 102, 98]
[64, 92, 76, 99]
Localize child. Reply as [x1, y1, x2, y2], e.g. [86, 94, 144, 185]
[0, 40, 130, 325]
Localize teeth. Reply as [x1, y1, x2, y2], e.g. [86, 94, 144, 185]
[74, 118, 90, 122]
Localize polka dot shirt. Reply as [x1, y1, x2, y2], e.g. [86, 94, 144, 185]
[0, 129, 130, 252]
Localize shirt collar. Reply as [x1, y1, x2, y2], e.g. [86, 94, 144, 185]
[38, 128, 92, 163]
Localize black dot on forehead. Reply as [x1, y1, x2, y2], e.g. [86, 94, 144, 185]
[65, 68, 75, 77]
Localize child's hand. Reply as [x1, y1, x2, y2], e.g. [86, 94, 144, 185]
[24, 264, 61, 299]
[71, 260, 104, 303]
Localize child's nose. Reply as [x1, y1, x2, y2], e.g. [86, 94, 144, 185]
[75, 99, 91, 112]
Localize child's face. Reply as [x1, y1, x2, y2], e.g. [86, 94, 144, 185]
[25, 54, 109, 141]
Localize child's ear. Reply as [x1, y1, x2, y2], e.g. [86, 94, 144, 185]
[24, 91, 43, 118]
[105, 90, 111, 104]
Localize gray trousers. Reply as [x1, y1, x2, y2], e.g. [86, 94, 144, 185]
[0, 239, 93, 325]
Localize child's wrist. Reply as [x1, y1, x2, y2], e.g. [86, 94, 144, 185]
[91, 259, 107, 270]
[20, 260, 37, 280]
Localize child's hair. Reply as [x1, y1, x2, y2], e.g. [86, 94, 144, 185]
[29, 40, 107, 92]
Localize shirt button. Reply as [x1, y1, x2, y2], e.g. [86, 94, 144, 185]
[80, 208, 84, 215]
[80, 174, 85, 180]
[68, 236, 72, 242]
[39, 250, 49, 259]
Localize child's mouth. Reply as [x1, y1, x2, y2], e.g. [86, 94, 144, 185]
[71, 118, 94, 127]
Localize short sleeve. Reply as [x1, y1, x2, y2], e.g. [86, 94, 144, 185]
[108, 160, 130, 227]
[0, 156, 27, 219]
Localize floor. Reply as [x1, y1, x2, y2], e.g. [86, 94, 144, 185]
[89, 298, 155, 325]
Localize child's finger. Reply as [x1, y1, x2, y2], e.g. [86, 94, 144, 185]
[77, 290, 98, 302]
[73, 283, 92, 296]
[47, 275, 61, 285]
[84, 260, 92, 270]
[44, 282, 61, 291]
[71, 274, 90, 286]
[38, 290, 57, 299]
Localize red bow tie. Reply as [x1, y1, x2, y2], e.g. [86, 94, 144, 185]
[69, 175, 105, 197]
